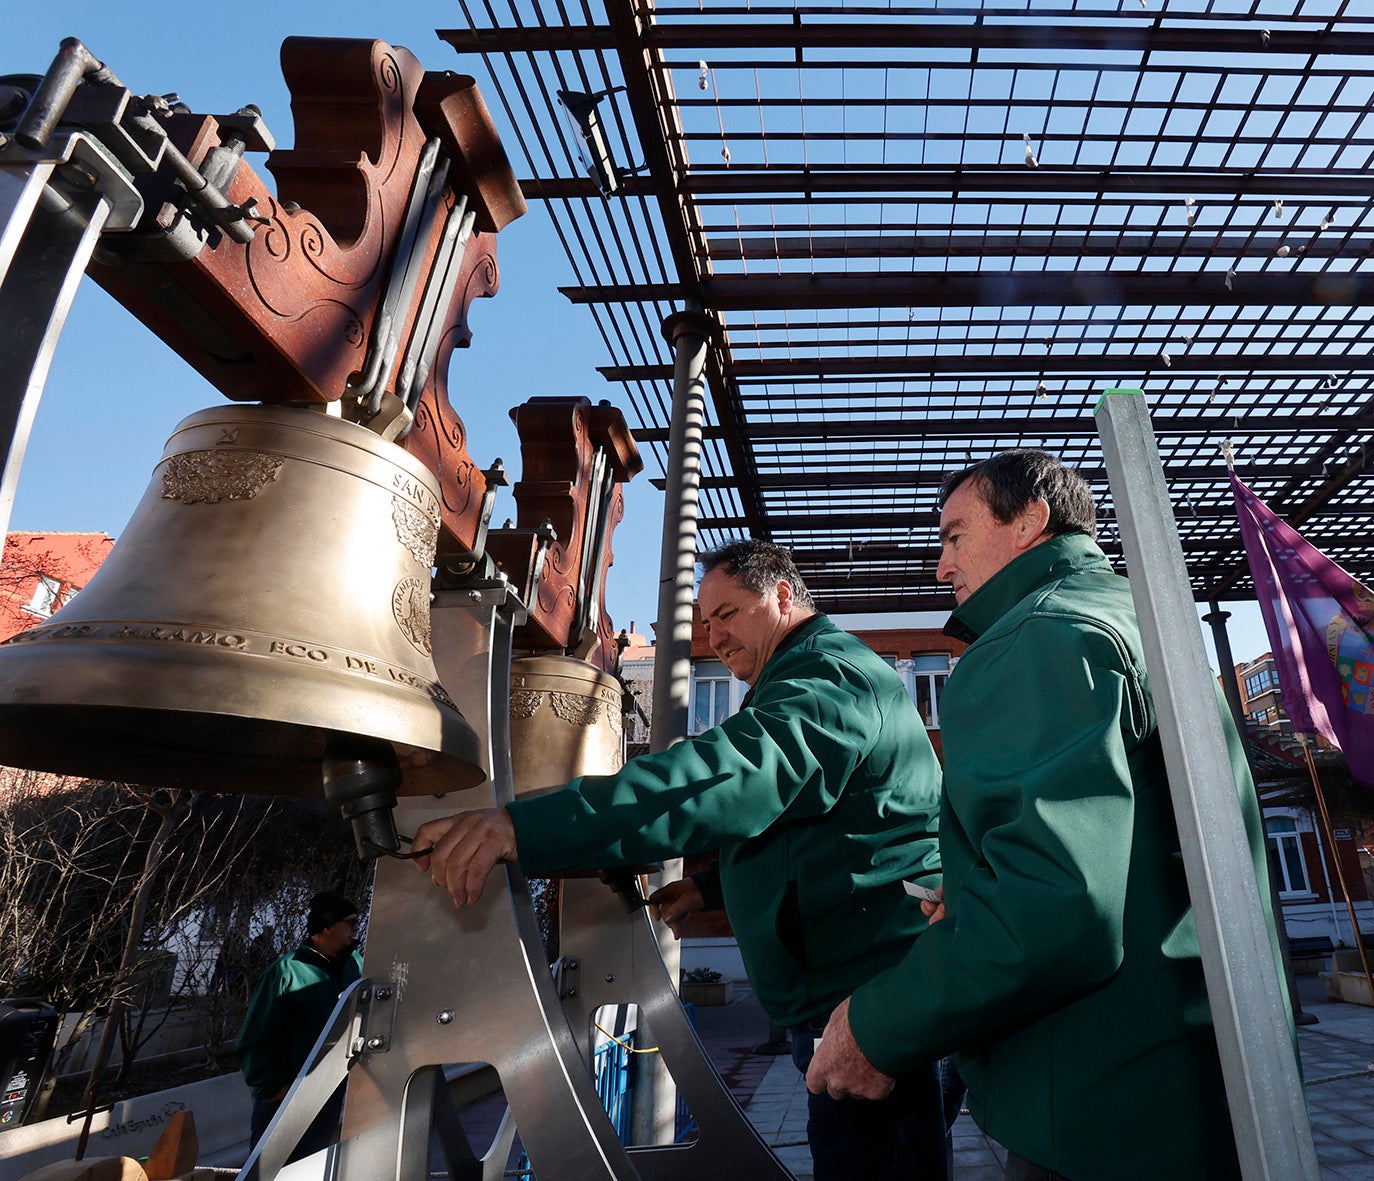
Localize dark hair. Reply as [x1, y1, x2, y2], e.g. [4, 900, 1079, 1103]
[306, 891, 358, 935]
[699, 540, 816, 610]
[940, 449, 1097, 539]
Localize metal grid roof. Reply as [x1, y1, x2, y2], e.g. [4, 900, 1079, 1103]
[440, 0, 1374, 613]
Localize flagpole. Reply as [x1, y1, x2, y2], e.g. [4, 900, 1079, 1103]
[1214, 439, 1319, 1028]
[1298, 733, 1374, 999]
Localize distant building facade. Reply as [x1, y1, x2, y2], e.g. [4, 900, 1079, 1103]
[1223, 651, 1372, 951]
[1236, 652, 1286, 733]
[0, 531, 114, 641]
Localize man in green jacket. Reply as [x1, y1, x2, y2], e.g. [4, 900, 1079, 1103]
[806, 449, 1276, 1180]
[237, 891, 363, 1155]
[416, 540, 950, 1180]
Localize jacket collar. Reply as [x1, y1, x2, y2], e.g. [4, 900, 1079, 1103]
[771, 611, 829, 663]
[943, 532, 1109, 644]
[297, 938, 346, 970]
[741, 613, 830, 705]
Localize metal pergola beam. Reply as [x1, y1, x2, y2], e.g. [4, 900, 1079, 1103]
[633, 414, 1374, 443]
[786, 537, 1259, 563]
[682, 503, 1374, 532]
[703, 233, 1363, 262]
[565, 270, 1374, 310]
[452, 0, 1374, 616]
[525, 167, 1374, 201]
[650, 462, 1338, 492]
[442, 21, 1374, 58]
[599, 0, 770, 539]
[603, 356, 1374, 381]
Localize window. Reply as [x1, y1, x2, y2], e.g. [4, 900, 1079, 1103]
[911, 654, 952, 729]
[1265, 817, 1310, 896]
[690, 659, 733, 734]
[1244, 667, 1280, 699]
[23, 575, 64, 619]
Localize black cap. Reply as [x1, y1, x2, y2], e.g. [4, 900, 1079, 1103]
[306, 891, 358, 935]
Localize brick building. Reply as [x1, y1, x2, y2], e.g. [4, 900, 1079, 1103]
[0, 531, 114, 642]
[1225, 655, 1374, 950]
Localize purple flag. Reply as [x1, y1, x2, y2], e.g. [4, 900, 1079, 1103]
[1230, 472, 1374, 787]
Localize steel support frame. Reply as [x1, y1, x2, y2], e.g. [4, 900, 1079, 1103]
[335, 583, 642, 1181]
[240, 579, 791, 1180]
[1095, 388, 1318, 1180]
[0, 133, 142, 539]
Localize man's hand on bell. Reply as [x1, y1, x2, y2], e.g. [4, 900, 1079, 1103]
[413, 807, 518, 907]
[647, 877, 706, 939]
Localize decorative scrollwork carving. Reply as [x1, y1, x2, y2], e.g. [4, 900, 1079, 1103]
[549, 692, 601, 727]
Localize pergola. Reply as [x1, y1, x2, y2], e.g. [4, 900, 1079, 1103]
[440, 0, 1374, 614]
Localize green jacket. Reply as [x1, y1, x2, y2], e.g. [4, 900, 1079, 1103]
[236, 942, 362, 1100]
[508, 614, 943, 1026]
[849, 533, 1273, 1180]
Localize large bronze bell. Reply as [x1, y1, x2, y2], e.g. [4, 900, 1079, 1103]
[0, 404, 485, 830]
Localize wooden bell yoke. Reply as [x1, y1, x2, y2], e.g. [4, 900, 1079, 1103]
[88, 36, 640, 670]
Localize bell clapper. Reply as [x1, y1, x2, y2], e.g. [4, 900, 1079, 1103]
[322, 736, 404, 860]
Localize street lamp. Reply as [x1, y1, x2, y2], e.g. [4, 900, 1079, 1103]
[557, 89, 620, 196]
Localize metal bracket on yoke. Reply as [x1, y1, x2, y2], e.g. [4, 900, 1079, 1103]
[354, 980, 398, 1056]
[553, 956, 582, 1002]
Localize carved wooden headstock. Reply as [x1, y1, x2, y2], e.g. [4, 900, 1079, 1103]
[87, 37, 524, 559]
[491, 398, 643, 672]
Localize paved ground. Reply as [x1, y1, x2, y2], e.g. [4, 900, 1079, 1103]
[691, 973, 1374, 1180]
[217, 972, 1374, 1177]
[1294, 974, 1374, 1180]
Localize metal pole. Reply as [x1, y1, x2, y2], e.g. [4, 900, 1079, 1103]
[1203, 601, 1247, 735]
[639, 307, 712, 1148]
[1301, 735, 1374, 992]
[650, 309, 712, 754]
[1095, 389, 1318, 1181]
[1203, 599, 1315, 1024]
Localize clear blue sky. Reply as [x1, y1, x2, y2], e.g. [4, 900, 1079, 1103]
[8, 2, 1273, 667]
[8, 2, 672, 632]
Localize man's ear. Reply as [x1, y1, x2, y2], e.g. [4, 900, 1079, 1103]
[1014, 498, 1052, 551]
[775, 578, 795, 612]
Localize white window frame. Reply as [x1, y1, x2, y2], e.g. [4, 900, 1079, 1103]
[903, 653, 953, 730]
[689, 659, 737, 735]
[23, 574, 64, 619]
[1265, 815, 1313, 898]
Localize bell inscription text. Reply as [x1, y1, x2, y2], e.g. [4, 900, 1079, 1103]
[0, 620, 455, 707]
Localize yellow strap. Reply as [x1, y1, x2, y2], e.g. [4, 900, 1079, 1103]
[593, 1020, 660, 1054]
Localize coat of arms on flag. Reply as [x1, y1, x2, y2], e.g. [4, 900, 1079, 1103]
[1328, 591, 1374, 717]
